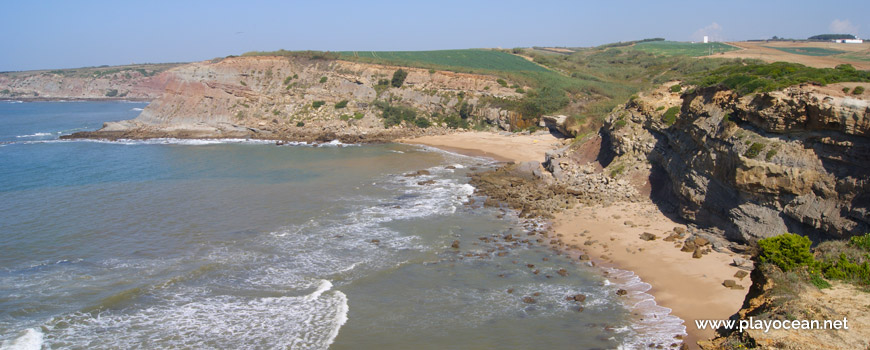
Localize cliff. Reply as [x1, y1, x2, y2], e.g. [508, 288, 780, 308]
[0, 63, 180, 100]
[62, 56, 525, 142]
[582, 82, 870, 244]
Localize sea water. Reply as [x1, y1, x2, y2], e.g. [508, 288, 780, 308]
[0, 102, 666, 349]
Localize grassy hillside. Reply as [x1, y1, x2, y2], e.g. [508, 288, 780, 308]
[632, 41, 739, 57]
[339, 50, 548, 72]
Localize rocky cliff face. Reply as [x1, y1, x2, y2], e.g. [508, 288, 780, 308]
[596, 82, 870, 243]
[64, 56, 523, 141]
[0, 64, 180, 100]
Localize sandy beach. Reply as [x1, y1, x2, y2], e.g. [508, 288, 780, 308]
[552, 203, 750, 348]
[398, 131, 564, 163]
[404, 132, 751, 349]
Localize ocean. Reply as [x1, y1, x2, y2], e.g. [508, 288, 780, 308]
[0, 102, 673, 349]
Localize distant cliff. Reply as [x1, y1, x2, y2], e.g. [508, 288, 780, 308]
[0, 63, 181, 100]
[61, 56, 525, 142]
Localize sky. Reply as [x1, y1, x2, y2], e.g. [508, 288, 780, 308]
[2, 0, 869, 71]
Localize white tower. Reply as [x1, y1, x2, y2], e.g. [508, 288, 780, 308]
[703, 36, 709, 43]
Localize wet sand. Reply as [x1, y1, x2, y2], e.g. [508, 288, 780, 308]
[398, 131, 563, 163]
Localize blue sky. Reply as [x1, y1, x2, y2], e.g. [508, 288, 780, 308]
[2, 0, 868, 71]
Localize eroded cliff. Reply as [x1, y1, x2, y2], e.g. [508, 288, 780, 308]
[64, 56, 524, 141]
[590, 82, 870, 243]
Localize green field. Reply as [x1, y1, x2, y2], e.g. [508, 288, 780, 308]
[765, 46, 847, 56]
[339, 49, 549, 72]
[632, 41, 740, 57]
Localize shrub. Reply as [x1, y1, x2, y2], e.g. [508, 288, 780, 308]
[810, 273, 831, 289]
[312, 101, 325, 108]
[284, 75, 294, 85]
[376, 101, 418, 127]
[339, 114, 351, 121]
[842, 87, 851, 94]
[765, 148, 778, 161]
[272, 110, 280, 116]
[656, 106, 665, 111]
[429, 69, 436, 74]
[414, 117, 431, 128]
[515, 87, 525, 93]
[745, 142, 765, 159]
[496, 79, 507, 87]
[296, 121, 305, 127]
[853, 86, 865, 95]
[391, 69, 407, 88]
[319, 76, 328, 83]
[758, 233, 815, 272]
[458, 102, 473, 119]
[669, 84, 681, 93]
[240, 81, 247, 86]
[105, 89, 118, 97]
[662, 106, 679, 126]
[849, 233, 870, 251]
[334, 100, 348, 109]
[353, 112, 364, 119]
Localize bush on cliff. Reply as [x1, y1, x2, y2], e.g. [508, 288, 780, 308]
[692, 62, 870, 95]
[391, 69, 408, 88]
[758, 233, 815, 272]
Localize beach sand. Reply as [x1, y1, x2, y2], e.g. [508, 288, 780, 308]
[552, 203, 750, 349]
[401, 132, 750, 348]
[398, 131, 563, 163]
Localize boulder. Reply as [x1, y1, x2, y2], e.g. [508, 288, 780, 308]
[640, 232, 657, 241]
[522, 296, 537, 304]
[692, 247, 703, 259]
[616, 289, 628, 296]
[541, 114, 570, 136]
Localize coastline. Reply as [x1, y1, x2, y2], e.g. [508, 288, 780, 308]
[402, 132, 750, 349]
[398, 131, 565, 163]
[551, 203, 749, 349]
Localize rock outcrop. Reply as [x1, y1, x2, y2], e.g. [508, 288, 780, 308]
[61, 56, 524, 141]
[599, 82, 869, 243]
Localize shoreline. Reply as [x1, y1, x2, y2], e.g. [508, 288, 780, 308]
[403, 132, 750, 349]
[551, 203, 749, 349]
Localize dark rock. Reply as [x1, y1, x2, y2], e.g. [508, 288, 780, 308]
[692, 247, 703, 259]
[404, 170, 431, 177]
[522, 296, 536, 304]
[557, 268, 568, 276]
[722, 279, 737, 288]
[572, 294, 587, 302]
[451, 240, 460, 249]
[616, 289, 628, 296]
[417, 180, 436, 185]
[734, 270, 749, 279]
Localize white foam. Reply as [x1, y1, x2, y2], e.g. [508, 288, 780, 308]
[601, 266, 687, 348]
[15, 132, 53, 138]
[130, 107, 144, 111]
[0, 328, 43, 350]
[39, 286, 349, 350]
[304, 280, 333, 302]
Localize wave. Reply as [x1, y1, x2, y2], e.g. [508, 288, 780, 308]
[601, 267, 687, 349]
[0, 328, 43, 350]
[130, 107, 144, 111]
[14, 132, 55, 139]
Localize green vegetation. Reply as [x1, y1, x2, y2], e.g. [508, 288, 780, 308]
[391, 69, 408, 88]
[758, 233, 816, 272]
[693, 62, 870, 95]
[241, 50, 339, 60]
[669, 84, 682, 93]
[296, 121, 305, 127]
[843, 87, 851, 94]
[496, 79, 507, 87]
[319, 76, 328, 83]
[339, 49, 549, 72]
[334, 100, 348, 109]
[756, 233, 870, 289]
[374, 101, 430, 128]
[766, 46, 846, 57]
[105, 89, 118, 97]
[662, 106, 679, 126]
[745, 142, 765, 158]
[0, 89, 9, 95]
[632, 41, 739, 57]
[808, 34, 857, 41]
[853, 86, 865, 95]
[240, 81, 247, 86]
[312, 101, 325, 108]
[765, 147, 778, 161]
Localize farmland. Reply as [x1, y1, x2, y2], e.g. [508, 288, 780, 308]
[632, 41, 740, 57]
[766, 46, 846, 56]
[339, 49, 549, 72]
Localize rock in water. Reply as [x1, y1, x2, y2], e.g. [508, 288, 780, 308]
[451, 240, 460, 249]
